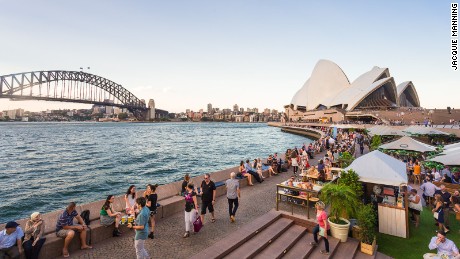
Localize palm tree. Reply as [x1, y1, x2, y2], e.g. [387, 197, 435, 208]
[320, 183, 358, 224]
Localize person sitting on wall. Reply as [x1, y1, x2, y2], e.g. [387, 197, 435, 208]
[55, 202, 92, 258]
[124, 185, 138, 216]
[23, 212, 46, 259]
[100, 195, 123, 237]
[245, 159, 263, 183]
[0, 221, 24, 259]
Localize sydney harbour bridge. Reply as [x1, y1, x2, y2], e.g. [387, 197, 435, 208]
[0, 71, 155, 120]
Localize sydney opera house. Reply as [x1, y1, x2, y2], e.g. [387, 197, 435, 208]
[286, 60, 421, 123]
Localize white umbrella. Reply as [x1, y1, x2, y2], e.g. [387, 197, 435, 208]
[345, 150, 407, 186]
[379, 136, 436, 153]
[403, 126, 450, 135]
[430, 152, 460, 166]
[367, 125, 407, 136]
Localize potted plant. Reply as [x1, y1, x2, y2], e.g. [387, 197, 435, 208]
[370, 135, 382, 151]
[356, 204, 377, 255]
[338, 169, 363, 231]
[338, 151, 355, 168]
[320, 183, 358, 242]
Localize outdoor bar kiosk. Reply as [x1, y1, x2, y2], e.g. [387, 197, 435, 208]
[345, 150, 409, 238]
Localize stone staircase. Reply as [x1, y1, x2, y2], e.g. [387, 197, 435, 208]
[189, 210, 392, 259]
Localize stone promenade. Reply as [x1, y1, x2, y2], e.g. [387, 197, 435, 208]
[66, 160, 327, 259]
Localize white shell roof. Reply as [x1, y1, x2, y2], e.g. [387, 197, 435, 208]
[289, 60, 421, 111]
[396, 81, 420, 107]
[326, 77, 397, 111]
[291, 60, 350, 110]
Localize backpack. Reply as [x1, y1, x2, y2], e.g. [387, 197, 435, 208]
[80, 210, 91, 226]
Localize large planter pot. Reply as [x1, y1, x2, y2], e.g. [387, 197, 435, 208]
[360, 238, 376, 255]
[328, 217, 350, 242]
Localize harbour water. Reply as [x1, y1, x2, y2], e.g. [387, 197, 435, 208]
[0, 122, 312, 223]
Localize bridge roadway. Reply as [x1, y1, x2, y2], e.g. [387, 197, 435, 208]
[67, 155, 335, 259]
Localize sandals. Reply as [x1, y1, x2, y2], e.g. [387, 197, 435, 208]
[183, 231, 190, 238]
[211, 218, 216, 223]
[63, 253, 70, 258]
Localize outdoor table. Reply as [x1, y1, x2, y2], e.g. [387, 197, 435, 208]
[276, 182, 320, 218]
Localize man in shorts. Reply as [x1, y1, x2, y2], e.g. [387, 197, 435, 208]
[55, 202, 92, 258]
[200, 173, 216, 223]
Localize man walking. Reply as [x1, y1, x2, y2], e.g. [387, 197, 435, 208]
[226, 172, 241, 223]
[200, 173, 217, 223]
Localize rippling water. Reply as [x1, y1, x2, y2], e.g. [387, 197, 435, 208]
[0, 122, 312, 223]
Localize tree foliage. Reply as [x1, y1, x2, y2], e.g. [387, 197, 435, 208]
[356, 203, 377, 244]
[320, 183, 358, 224]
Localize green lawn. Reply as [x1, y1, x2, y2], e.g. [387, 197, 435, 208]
[377, 208, 459, 259]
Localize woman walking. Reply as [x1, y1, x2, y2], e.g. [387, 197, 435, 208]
[127, 197, 150, 259]
[432, 194, 449, 233]
[100, 195, 122, 237]
[183, 183, 199, 238]
[23, 212, 46, 259]
[309, 201, 331, 255]
[408, 189, 422, 227]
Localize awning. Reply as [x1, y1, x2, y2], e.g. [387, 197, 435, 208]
[403, 126, 450, 135]
[344, 150, 407, 186]
[379, 136, 436, 153]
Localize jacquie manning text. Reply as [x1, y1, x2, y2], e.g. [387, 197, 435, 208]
[453, 3, 458, 70]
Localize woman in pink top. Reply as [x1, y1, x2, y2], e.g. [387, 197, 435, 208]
[309, 201, 331, 255]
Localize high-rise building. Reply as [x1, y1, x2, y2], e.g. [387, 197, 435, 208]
[207, 103, 213, 115]
[240, 108, 244, 113]
[233, 104, 239, 112]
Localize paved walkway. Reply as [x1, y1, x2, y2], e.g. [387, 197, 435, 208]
[65, 161, 325, 258]
[67, 143, 369, 259]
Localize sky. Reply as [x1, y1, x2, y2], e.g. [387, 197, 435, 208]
[0, 1, 458, 113]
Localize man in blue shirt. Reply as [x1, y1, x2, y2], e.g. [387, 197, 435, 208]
[245, 159, 262, 183]
[0, 221, 24, 259]
[55, 202, 92, 258]
[424, 230, 460, 258]
[128, 197, 150, 259]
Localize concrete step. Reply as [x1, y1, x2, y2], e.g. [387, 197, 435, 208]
[333, 238, 360, 259]
[254, 224, 307, 259]
[281, 232, 316, 259]
[308, 235, 340, 259]
[224, 218, 294, 259]
[189, 210, 282, 259]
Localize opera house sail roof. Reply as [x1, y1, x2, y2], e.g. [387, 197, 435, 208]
[290, 60, 420, 112]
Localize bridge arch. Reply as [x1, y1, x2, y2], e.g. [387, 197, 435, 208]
[0, 71, 148, 120]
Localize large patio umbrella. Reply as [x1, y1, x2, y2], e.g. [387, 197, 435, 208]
[430, 152, 460, 166]
[367, 125, 407, 137]
[379, 136, 436, 153]
[344, 150, 407, 186]
[403, 126, 450, 136]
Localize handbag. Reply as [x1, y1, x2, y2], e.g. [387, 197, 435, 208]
[434, 212, 439, 220]
[319, 227, 325, 237]
[193, 213, 203, 233]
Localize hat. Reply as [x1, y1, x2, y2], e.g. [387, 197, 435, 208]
[437, 230, 447, 236]
[5, 221, 19, 228]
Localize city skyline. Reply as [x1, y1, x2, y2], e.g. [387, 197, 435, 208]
[1, 1, 459, 113]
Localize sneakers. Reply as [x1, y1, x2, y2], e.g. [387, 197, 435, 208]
[183, 231, 190, 238]
[320, 250, 329, 255]
[230, 216, 235, 223]
[309, 242, 318, 246]
[148, 232, 155, 239]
